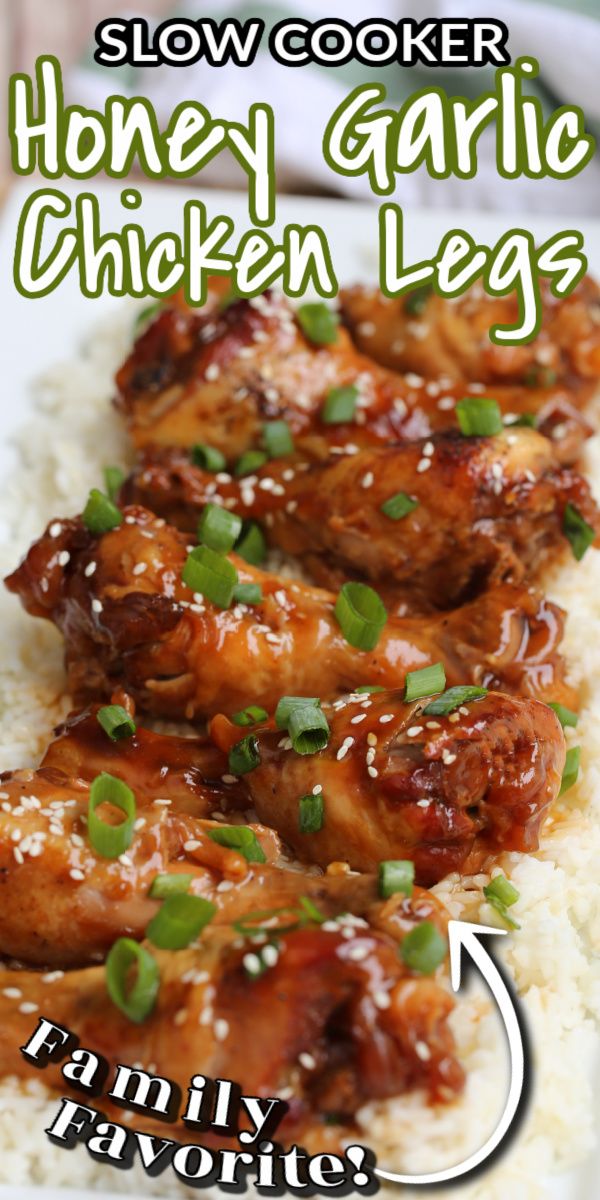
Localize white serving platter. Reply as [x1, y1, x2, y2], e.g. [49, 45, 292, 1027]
[0, 179, 598, 1200]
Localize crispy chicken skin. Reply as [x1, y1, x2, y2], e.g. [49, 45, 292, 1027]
[0, 918, 463, 1146]
[120, 429, 600, 605]
[114, 289, 593, 464]
[340, 277, 600, 389]
[211, 688, 565, 884]
[5, 506, 576, 716]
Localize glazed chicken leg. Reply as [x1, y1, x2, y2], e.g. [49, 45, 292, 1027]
[341, 276, 600, 391]
[5, 505, 576, 717]
[210, 687, 565, 884]
[114, 289, 594, 464]
[0, 912, 463, 1149]
[121, 428, 599, 606]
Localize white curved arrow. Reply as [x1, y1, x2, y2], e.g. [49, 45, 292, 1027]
[374, 920, 525, 1186]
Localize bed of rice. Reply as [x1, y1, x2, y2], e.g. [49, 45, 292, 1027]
[0, 306, 598, 1199]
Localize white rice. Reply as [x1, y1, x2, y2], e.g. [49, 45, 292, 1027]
[0, 307, 598, 1198]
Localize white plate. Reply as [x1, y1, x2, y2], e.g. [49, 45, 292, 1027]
[0, 180, 599, 1199]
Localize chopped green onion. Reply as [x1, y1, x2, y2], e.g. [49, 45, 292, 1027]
[96, 704, 136, 742]
[297, 302, 339, 346]
[504, 412, 537, 429]
[560, 745, 580, 796]
[404, 663, 446, 704]
[105, 937, 159, 1023]
[484, 875, 519, 908]
[235, 522, 266, 566]
[134, 301, 161, 331]
[182, 545, 238, 609]
[524, 364, 557, 388]
[548, 702, 579, 729]
[298, 896, 326, 924]
[263, 420, 294, 458]
[483, 876, 520, 929]
[146, 894, 216, 950]
[484, 897, 520, 929]
[423, 685, 488, 717]
[380, 492, 419, 521]
[275, 696, 320, 729]
[82, 489, 123, 535]
[208, 825, 266, 863]
[334, 582, 387, 651]
[234, 450, 268, 478]
[288, 706, 330, 755]
[232, 581, 262, 605]
[228, 734, 261, 775]
[191, 444, 227, 472]
[88, 772, 136, 859]
[322, 385, 358, 425]
[231, 705, 268, 727]
[400, 922, 447, 974]
[379, 860, 415, 899]
[456, 397, 503, 437]
[197, 503, 242, 554]
[354, 685, 385, 695]
[103, 465, 124, 503]
[149, 873, 193, 899]
[563, 503, 595, 562]
[404, 284, 432, 316]
[219, 285, 238, 311]
[299, 793, 324, 833]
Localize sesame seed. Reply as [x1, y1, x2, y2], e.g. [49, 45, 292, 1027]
[18, 1002, 38, 1015]
[69, 868, 85, 881]
[367, 732, 378, 746]
[299, 1052, 316, 1070]
[336, 737, 354, 761]
[449, 712, 460, 723]
[174, 1008, 188, 1026]
[2, 988, 21, 999]
[132, 562, 147, 576]
[415, 1040, 432, 1061]
[379, 714, 394, 724]
[184, 839, 201, 852]
[312, 784, 323, 795]
[346, 943, 369, 961]
[367, 766, 379, 778]
[407, 726, 423, 737]
[416, 458, 431, 473]
[422, 441, 434, 457]
[205, 363, 220, 381]
[374, 990, 391, 1009]
[214, 1019, 229, 1041]
[361, 472, 374, 489]
[221, 774, 238, 785]
[351, 713, 367, 725]
[426, 721, 441, 729]
[243, 953, 262, 975]
[49, 522, 62, 538]
[84, 561, 97, 577]
[91, 599, 103, 613]
[58, 550, 70, 567]
[442, 750, 457, 765]
[262, 944, 279, 967]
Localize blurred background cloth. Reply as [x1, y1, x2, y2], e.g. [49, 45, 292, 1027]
[7, 0, 600, 214]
